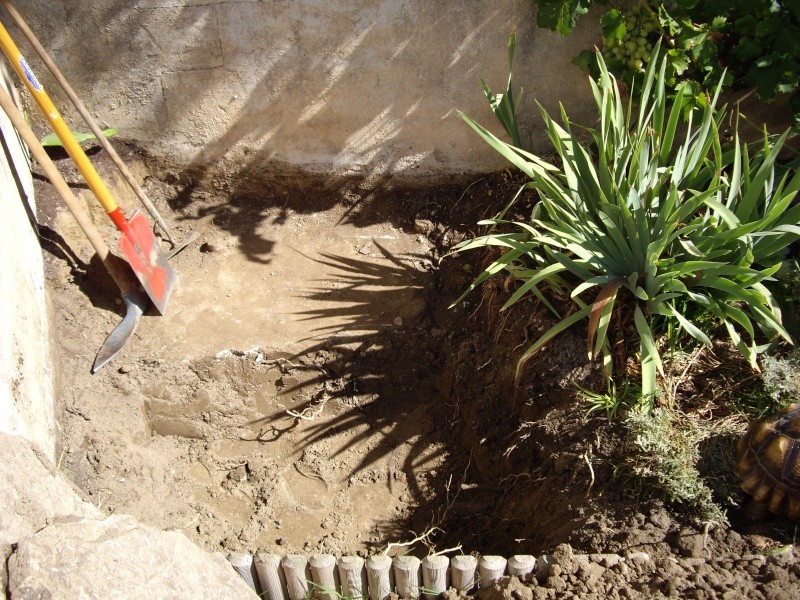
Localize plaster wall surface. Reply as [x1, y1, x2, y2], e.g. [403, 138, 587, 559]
[7, 0, 599, 186]
[0, 65, 56, 459]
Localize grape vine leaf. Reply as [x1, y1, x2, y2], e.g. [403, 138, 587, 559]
[601, 9, 626, 40]
[533, 0, 595, 36]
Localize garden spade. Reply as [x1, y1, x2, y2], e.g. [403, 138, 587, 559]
[0, 0, 197, 256]
[0, 20, 176, 314]
[0, 84, 147, 372]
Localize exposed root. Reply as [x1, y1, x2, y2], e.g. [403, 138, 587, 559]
[381, 527, 443, 556]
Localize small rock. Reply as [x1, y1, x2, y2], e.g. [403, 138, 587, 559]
[393, 316, 403, 326]
[550, 544, 576, 575]
[724, 529, 743, 547]
[545, 575, 566, 593]
[414, 219, 435, 235]
[199, 242, 216, 253]
[118, 364, 134, 374]
[575, 561, 605, 587]
[625, 551, 650, 565]
[647, 507, 672, 530]
[588, 553, 623, 568]
[673, 528, 707, 559]
[552, 455, 571, 475]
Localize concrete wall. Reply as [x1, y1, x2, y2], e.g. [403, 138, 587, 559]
[8, 0, 599, 188]
[0, 64, 56, 460]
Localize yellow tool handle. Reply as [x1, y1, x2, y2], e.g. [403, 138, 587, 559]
[0, 19, 121, 218]
[0, 84, 138, 295]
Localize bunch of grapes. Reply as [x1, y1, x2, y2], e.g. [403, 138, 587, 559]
[602, 12, 660, 74]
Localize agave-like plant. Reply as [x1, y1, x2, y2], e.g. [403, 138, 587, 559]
[453, 44, 800, 409]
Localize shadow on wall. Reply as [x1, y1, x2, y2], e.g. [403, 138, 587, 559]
[11, 0, 597, 263]
[148, 0, 528, 211]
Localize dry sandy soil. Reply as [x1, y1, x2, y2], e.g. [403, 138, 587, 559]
[34, 141, 800, 598]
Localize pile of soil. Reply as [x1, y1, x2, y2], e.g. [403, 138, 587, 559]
[33, 141, 800, 597]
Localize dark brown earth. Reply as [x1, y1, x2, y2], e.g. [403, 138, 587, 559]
[34, 139, 800, 598]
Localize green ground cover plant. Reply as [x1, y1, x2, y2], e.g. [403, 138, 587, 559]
[454, 44, 800, 410]
[624, 406, 727, 522]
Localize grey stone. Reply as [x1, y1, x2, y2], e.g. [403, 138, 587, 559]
[0, 432, 101, 549]
[8, 514, 258, 599]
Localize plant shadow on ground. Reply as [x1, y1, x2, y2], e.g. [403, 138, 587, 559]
[244, 242, 471, 550]
[241, 229, 641, 556]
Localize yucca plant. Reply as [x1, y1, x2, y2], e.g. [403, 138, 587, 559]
[481, 30, 524, 148]
[453, 44, 800, 410]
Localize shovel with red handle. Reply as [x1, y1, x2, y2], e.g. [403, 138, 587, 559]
[0, 18, 176, 314]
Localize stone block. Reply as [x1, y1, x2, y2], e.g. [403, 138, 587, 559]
[0, 432, 100, 549]
[8, 514, 258, 599]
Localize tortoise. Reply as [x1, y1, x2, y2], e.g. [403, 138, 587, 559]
[735, 402, 800, 519]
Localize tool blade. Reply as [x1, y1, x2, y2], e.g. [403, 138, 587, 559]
[92, 287, 148, 373]
[119, 210, 177, 315]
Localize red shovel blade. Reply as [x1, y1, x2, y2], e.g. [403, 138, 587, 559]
[118, 210, 177, 315]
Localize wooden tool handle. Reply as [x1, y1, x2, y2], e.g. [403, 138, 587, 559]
[0, 84, 137, 295]
[0, 0, 176, 243]
[0, 19, 123, 219]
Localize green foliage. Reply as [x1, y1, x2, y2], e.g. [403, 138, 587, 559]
[454, 46, 800, 410]
[624, 407, 728, 522]
[771, 259, 800, 340]
[579, 378, 640, 420]
[481, 31, 524, 147]
[533, 0, 598, 37]
[40, 127, 117, 147]
[735, 349, 800, 418]
[529, 0, 800, 129]
[761, 352, 800, 404]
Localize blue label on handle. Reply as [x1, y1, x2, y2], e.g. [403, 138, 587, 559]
[19, 56, 42, 92]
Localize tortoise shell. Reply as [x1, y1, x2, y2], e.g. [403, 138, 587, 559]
[735, 403, 800, 519]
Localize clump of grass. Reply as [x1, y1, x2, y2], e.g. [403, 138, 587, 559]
[696, 423, 749, 512]
[579, 378, 641, 420]
[623, 407, 728, 523]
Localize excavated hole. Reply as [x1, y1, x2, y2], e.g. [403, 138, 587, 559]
[41, 148, 800, 600]
[138, 346, 450, 555]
